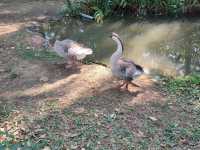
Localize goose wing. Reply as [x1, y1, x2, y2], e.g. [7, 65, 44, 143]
[117, 58, 137, 80]
[54, 40, 71, 57]
[53, 39, 79, 57]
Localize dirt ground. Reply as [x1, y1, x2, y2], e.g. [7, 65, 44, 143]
[1, 1, 199, 149]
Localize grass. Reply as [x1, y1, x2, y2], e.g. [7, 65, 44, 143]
[159, 74, 200, 148]
[0, 103, 14, 122]
[1, 74, 200, 149]
[16, 44, 62, 62]
[162, 74, 200, 109]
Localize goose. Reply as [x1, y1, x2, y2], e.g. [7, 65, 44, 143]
[53, 39, 93, 68]
[110, 32, 144, 90]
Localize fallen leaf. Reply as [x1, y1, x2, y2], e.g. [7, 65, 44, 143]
[135, 130, 146, 138]
[148, 116, 158, 121]
[67, 133, 81, 138]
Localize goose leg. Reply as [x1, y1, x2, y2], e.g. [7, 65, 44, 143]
[125, 81, 129, 89]
[129, 82, 140, 87]
[75, 59, 82, 66]
[115, 81, 126, 89]
[118, 81, 126, 88]
[121, 81, 140, 91]
[71, 55, 77, 66]
[119, 80, 129, 91]
[65, 56, 75, 69]
[72, 56, 82, 67]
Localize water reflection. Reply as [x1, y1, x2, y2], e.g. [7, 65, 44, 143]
[43, 18, 200, 76]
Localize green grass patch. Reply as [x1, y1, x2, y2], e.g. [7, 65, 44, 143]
[16, 44, 62, 62]
[162, 74, 200, 103]
[167, 74, 200, 91]
[162, 122, 200, 147]
[0, 103, 13, 122]
[159, 74, 200, 148]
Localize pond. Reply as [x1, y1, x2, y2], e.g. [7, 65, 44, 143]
[40, 17, 200, 76]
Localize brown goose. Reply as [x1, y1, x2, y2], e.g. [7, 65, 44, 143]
[110, 32, 144, 90]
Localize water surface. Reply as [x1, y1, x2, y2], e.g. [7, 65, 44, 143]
[44, 17, 200, 76]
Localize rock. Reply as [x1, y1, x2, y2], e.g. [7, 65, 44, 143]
[40, 76, 49, 82]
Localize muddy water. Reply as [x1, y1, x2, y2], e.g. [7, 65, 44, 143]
[44, 18, 200, 76]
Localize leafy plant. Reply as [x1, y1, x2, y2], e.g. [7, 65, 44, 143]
[60, 0, 200, 23]
[93, 7, 104, 23]
[60, 0, 82, 16]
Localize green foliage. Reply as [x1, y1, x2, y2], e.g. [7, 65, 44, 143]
[163, 122, 200, 147]
[0, 137, 48, 150]
[61, 0, 200, 23]
[93, 7, 104, 24]
[163, 74, 200, 97]
[60, 0, 82, 16]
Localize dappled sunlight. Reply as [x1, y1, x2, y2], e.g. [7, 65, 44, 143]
[1, 74, 78, 98]
[128, 23, 180, 51]
[68, 74, 164, 113]
[58, 65, 112, 107]
[0, 63, 162, 113]
[125, 75, 166, 106]
[126, 89, 165, 106]
[0, 65, 112, 108]
[126, 22, 181, 75]
[0, 23, 23, 36]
